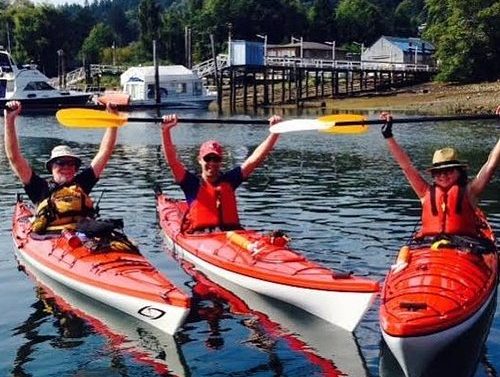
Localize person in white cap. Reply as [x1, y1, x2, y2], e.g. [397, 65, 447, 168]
[160, 114, 282, 233]
[379, 109, 499, 239]
[4, 100, 118, 232]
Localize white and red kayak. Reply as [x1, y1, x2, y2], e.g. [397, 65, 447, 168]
[156, 193, 379, 332]
[380, 214, 498, 377]
[12, 195, 190, 335]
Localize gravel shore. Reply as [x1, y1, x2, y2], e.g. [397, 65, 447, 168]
[323, 81, 500, 115]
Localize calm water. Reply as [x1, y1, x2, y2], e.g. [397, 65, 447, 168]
[0, 109, 499, 377]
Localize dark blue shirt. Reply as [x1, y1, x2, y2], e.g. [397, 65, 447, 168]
[179, 167, 244, 205]
[24, 167, 98, 205]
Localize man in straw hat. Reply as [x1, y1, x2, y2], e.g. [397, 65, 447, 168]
[379, 108, 499, 239]
[4, 101, 118, 232]
[160, 114, 282, 233]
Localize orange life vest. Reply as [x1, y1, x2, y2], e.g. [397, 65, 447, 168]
[183, 181, 240, 232]
[417, 184, 479, 237]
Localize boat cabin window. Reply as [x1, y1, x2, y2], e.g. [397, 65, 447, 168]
[175, 83, 187, 94]
[24, 81, 56, 91]
[0, 52, 13, 73]
[0, 80, 6, 98]
[194, 82, 202, 95]
[147, 84, 168, 99]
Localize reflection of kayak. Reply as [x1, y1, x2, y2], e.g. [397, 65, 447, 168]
[12, 195, 190, 335]
[156, 193, 379, 332]
[16, 253, 188, 377]
[186, 262, 370, 377]
[380, 214, 498, 377]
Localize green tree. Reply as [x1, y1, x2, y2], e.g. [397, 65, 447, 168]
[138, 0, 164, 59]
[425, 0, 500, 82]
[10, 4, 72, 76]
[335, 0, 384, 45]
[80, 23, 116, 64]
[393, 0, 423, 37]
[162, 7, 186, 65]
[307, 0, 335, 41]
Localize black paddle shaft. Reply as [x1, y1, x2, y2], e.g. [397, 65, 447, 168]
[129, 113, 498, 126]
[127, 117, 269, 125]
[335, 114, 499, 126]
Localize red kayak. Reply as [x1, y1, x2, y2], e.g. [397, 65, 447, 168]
[12, 195, 190, 335]
[18, 256, 187, 376]
[156, 193, 379, 332]
[380, 212, 498, 377]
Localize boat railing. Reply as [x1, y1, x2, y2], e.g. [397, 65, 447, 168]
[49, 64, 129, 88]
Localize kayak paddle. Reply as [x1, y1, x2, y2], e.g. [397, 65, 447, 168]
[56, 108, 269, 128]
[321, 113, 499, 133]
[55, 108, 364, 132]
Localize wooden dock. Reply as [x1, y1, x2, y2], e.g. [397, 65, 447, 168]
[197, 55, 436, 110]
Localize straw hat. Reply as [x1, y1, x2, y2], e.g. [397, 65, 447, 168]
[45, 145, 82, 172]
[427, 147, 468, 171]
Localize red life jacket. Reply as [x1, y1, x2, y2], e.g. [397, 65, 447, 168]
[416, 184, 479, 237]
[184, 181, 240, 232]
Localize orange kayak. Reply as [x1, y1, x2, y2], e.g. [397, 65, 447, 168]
[12, 195, 190, 335]
[380, 213, 498, 377]
[18, 254, 187, 376]
[156, 193, 379, 331]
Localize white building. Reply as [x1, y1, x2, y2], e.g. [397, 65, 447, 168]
[120, 65, 216, 108]
[362, 36, 435, 66]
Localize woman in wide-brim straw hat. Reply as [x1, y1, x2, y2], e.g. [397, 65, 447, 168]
[379, 108, 500, 239]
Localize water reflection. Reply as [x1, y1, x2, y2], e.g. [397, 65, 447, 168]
[1, 112, 499, 376]
[177, 260, 368, 377]
[12, 255, 187, 377]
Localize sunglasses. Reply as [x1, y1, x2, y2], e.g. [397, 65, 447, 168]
[431, 167, 456, 176]
[203, 155, 222, 163]
[53, 159, 77, 167]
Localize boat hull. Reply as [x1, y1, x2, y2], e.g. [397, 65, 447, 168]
[16, 251, 188, 376]
[12, 198, 190, 335]
[156, 194, 379, 332]
[0, 93, 91, 109]
[380, 235, 498, 377]
[128, 97, 215, 109]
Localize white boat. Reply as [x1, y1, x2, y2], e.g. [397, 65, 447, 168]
[0, 48, 91, 108]
[120, 65, 216, 109]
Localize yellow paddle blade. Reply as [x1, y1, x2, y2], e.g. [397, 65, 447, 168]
[56, 109, 128, 128]
[318, 114, 369, 134]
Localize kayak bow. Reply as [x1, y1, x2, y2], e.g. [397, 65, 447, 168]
[380, 216, 498, 377]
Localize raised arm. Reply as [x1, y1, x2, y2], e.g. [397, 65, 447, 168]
[380, 113, 429, 199]
[90, 127, 118, 178]
[161, 115, 186, 183]
[3, 101, 33, 184]
[241, 115, 282, 179]
[467, 107, 500, 203]
[90, 104, 119, 178]
[468, 138, 500, 204]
